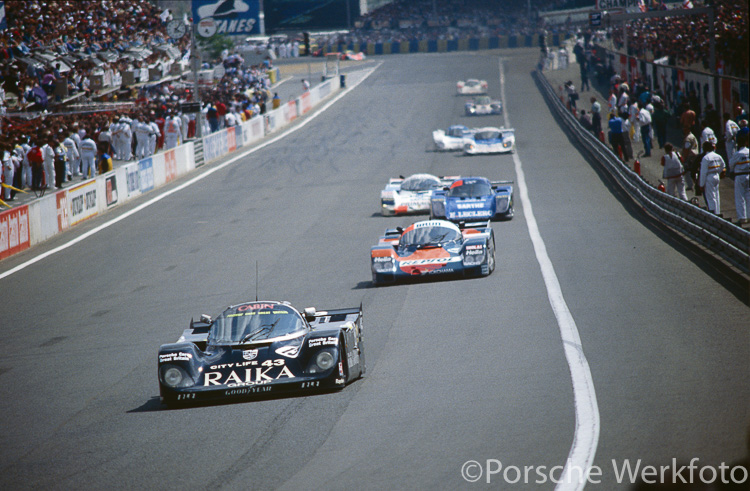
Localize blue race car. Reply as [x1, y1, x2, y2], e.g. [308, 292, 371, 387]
[430, 177, 514, 221]
[463, 127, 515, 155]
[370, 219, 495, 285]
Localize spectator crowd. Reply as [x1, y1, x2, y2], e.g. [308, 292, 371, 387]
[0, 0, 278, 203]
[611, 0, 748, 78]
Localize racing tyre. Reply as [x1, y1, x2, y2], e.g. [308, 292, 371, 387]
[485, 238, 496, 275]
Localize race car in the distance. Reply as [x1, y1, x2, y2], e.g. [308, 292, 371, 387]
[370, 219, 496, 284]
[457, 79, 488, 95]
[430, 177, 514, 221]
[463, 127, 515, 155]
[380, 173, 458, 216]
[157, 301, 365, 407]
[432, 125, 477, 151]
[465, 95, 503, 116]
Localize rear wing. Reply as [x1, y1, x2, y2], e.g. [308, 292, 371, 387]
[303, 306, 363, 329]
[458, 220, 491, 230]
[491, 180, 514, 187]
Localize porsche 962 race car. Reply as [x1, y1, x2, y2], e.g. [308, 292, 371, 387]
[457, 79, 488, 95]
[463, 127, 515, 155]
[370, 219, 496, 284]
[158, 301, 365, 406]
[430, 177, 514, 221]
[380, 173, 458, 216]
[432, 125, 477, 151]
[465, 95, 503, 116]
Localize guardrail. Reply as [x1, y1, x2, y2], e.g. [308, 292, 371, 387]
[534, 69, 750, 278]
[0, 76, 342, 262]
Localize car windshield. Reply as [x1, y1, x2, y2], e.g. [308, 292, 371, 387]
[399, 224, 461, 248]
[475, 96, 491, 105]
[466, 80, 479, 86]
[474, 131, 501, 141]
[401, 175, 440, 191]
[208, 303, 305, 345]
[448, 180, 492, 197]
[447, 126, 467, 137]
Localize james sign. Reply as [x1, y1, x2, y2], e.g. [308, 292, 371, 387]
[192, 0, 260, 38]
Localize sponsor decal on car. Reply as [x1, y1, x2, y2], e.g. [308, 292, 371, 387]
[275, 345, 301, 358]
[309, 336, 338, 347]
[159, 352, 193, 363]
[243, 349, 258, 360]
[400, 257, 461, 266]
[204, 365, 295, 387]
[456, 203, 486, 210]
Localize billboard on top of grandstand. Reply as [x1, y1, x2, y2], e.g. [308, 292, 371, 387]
[594, 0, 642, 9]
[192, 0, 261, 38]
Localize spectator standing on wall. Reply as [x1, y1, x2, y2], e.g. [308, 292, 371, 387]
[590, 97, 602, 138]
[608, 113, 626, 162]
[135, 116, 151, 160]
[659, 148, 685, 202]
[628, 99, 640, 143]
[638, 102, 653, 157]
[652, 101, 669, 150]
[216, 100, 227, 129]
[63, 130, 80, 179]
[41, 137, 56, 190]
[53, 139, 67, 189]
[680, 103, 696, 137]
[579, 110, 593, 132]
[728, 134, 750, 224]
[698, 141, 726, 215]
[564, 80, 578, 112]
[28, 140, 44, 190]
[2, 149, 15, 201]
[207, 103, 219, 134]
[700, 120, 717, 147]
[724, 112, 740, 161]
[79, 132, 98, 180]
[682, 127, 700, 191]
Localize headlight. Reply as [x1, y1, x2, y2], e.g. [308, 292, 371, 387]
[160, 365, 194, 388]
[465, 143, 475, 151]
[503, 141, 511, 148]
[372, 256, 396, 272]
[463, 247, 485, 266]
[315, 351, 335, 371]
[495, 196, 509, 211]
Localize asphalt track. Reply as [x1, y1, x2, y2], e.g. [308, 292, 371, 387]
[1, 48, 748, 490]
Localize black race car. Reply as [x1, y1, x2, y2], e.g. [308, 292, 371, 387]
[158, 301, 365, 406]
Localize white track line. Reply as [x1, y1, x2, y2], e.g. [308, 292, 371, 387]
[0, 63, 382, 280]
[500, 59, 600, 490]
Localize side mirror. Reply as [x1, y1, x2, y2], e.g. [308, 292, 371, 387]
[200, 314, 212, 324]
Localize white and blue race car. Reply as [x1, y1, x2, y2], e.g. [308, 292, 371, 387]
[457, 79, 488, 95]
[463, 127, 515, 155]
[465, 95, 503, 116]
[432, 125, 477, 151]
[380, 173, 458, 216]
[430, 177, 514, 221]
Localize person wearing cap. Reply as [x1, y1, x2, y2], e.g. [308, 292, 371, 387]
[698, 140, 726, 214]
[728, 133, 750, 224]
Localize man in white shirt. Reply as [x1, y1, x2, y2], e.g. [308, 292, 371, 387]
[41, 138, 56, 188]
[698, 141, 726, 214]
[79, 132, 98, 179]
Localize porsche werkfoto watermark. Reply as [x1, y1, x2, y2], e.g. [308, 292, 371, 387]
[460, 458, 748, 485]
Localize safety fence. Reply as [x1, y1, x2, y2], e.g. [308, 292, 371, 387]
[315, 33, 569, 57]
[0, 76, 342, 261]
[535, 68, 750, 278]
